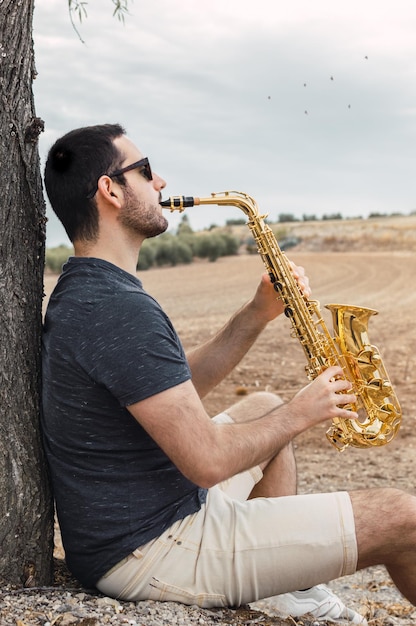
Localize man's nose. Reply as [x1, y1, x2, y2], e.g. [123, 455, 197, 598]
[153, 173, 166, 190]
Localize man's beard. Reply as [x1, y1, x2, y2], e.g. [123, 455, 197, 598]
[118, 187, 169, 239]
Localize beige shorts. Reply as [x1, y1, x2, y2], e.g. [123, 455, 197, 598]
[97, 414, 357, 607]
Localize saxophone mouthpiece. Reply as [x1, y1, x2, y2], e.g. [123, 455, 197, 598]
[160, 196, 198, 212]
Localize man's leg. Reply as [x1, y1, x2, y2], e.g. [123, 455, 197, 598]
[223, 391, 297, 497]
[226, 394, 416, 605]
[350, 488, 416, 605]
[220, 392, 367, 624]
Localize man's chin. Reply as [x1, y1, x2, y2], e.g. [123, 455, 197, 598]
[146, 216, 169, 239]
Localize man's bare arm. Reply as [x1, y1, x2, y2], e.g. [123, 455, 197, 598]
[188, 269, 310, 398]
[127, 367, 355, 488]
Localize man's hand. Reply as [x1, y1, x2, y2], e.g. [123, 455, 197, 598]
[287, 366, 358, 431]
[251, 262, 311, 324]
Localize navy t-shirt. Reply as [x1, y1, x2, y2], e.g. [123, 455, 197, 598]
[41, 258, 207, 587]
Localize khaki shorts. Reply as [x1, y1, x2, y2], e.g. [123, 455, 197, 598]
[97, 414, 357, 607]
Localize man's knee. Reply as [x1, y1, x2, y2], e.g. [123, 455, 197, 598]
[350, 488, 416, 567]
[351, 487, 415, 518]
[225, 391, 284, 424]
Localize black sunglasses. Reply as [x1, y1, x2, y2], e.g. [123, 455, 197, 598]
[87, 157, 153, 199]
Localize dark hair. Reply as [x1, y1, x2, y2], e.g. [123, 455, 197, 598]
[44, 123, 126, 242]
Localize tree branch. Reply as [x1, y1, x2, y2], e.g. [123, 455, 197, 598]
[67, 0, 131, 43]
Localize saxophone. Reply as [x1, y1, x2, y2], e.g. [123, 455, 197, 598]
[161, 191, 402, 451]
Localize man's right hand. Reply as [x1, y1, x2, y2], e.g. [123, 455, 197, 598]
[287, 365, 358, 431]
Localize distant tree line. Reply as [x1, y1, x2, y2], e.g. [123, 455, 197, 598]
[45, 210, 415, 273]
[272, 210, 415, 223]
[137, 228, 239, 269]
[45, 244, 74, 273]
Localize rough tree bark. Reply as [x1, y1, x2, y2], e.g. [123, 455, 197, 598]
[0, 0, 53, 585]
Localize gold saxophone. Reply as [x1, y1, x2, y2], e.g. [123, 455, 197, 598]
[161, 191, 402, 451]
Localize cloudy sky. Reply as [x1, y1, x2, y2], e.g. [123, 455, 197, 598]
[33, 0, 416, 246]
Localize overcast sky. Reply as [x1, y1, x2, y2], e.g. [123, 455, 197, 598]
[33, 0, 416, 246]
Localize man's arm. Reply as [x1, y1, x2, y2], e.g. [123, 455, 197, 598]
[188, 269, 310, 398]
[127, 366, 356, 488]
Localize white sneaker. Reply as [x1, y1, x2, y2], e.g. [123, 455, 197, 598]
[251, 584, 368, 624]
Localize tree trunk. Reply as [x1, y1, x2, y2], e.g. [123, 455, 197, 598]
[0, 0, 53, 586]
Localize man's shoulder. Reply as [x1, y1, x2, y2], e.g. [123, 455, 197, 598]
[59, 260, 172, 331]
[61, 257, 142, 288]
[50, 258, 148, 304]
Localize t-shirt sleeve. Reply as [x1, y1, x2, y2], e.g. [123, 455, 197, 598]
[77, 291, 191, 406]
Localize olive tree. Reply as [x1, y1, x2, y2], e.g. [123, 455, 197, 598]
[0, 0, 52, 587]
[0, 0, 129, 587]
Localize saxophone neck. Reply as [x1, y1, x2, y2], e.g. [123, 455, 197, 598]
[160, 191, 263, 220]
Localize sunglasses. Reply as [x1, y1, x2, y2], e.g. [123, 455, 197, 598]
[87, 157, 153, 199]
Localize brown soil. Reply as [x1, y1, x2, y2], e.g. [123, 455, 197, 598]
[39, 226, 416, 625]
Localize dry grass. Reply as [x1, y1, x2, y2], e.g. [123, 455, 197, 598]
[224, 213, 416, 253]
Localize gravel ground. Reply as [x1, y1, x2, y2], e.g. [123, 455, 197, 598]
[1, 560, 415, 626]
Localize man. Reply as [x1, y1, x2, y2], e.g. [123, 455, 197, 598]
[42, 124, 416, 625]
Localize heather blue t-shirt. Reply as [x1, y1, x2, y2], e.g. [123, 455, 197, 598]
[41, 258, 207, 587]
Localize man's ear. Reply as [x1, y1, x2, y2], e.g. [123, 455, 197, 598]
[97, 175, 122, 206]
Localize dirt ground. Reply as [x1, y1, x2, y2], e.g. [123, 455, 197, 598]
[41, 224, 416, 625]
